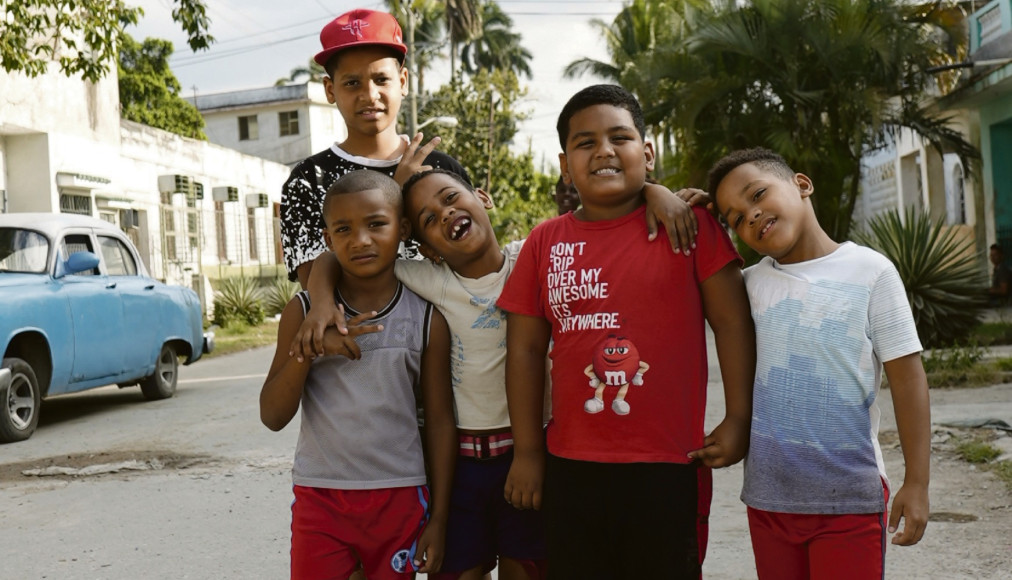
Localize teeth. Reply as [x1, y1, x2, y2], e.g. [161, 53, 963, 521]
[593, 168, 618, 175]
[451, 218, 470, 240]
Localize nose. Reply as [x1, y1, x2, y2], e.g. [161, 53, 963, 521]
[594, 141, 615, 158]
[440, 207, 456, 224]
[352, 227, 372, 248]
[748, 207, 761, 226]
[365, 80, 380, 102]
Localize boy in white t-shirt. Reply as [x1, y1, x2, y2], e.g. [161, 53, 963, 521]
[708, 147, 931, 579]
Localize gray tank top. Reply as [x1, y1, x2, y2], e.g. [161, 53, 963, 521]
[292, 284, 431, 490]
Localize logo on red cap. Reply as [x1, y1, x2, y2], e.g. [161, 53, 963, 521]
[343, 19, 369, 40]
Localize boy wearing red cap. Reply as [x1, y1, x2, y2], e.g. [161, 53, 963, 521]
[281, 8, 471, 290]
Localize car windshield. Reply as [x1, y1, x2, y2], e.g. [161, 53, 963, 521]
[0, 228, 50, 273]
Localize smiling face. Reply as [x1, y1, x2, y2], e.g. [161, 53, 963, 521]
[403, 172, 498, 270]
[323, 46, 408, 142]
[559, 104, 654, 220]
[714, 161, 816, 264]
[591, 335, 641, 381]
[323, 188, 408, 281]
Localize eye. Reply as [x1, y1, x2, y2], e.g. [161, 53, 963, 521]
[732, 215, 743, 229]
[369, 220, 388, 229]
[335, 225, 350, 234]
[616, 347, 628, 355]
[423, 214, 435, 227]
[604, 347, 615, 355]
[446, 192, 458, 203]
[753, 188, 766, 201]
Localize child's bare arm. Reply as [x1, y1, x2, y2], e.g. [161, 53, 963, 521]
[504, 312, 551, 510]
[414, 309, 455, 573]
[643, 182, 698, 255]
[690, 262, 755, 467]
[883, 352, 931, 546]
[290, 252, 346, 361]
[260, 297, 314, 431]
[676, 188, 715, 214]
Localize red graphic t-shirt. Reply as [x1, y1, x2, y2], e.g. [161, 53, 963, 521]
[498, 206, 739, 463]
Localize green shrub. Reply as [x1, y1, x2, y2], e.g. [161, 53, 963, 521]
[955, 438, 1001, 464]
[853, 208, 986, 349]
[922, 342, 985, 373]
[213, 276, 264, 328]
[263, 276, 300, 317]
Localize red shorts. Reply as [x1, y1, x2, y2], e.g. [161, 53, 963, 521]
[291, 485, 429, 580]
[747, 483, 890, 580]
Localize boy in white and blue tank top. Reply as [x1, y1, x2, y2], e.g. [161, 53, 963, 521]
[260, 170, 455, 579]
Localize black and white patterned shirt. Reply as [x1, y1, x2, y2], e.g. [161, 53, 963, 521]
[280, 143, 471, 281]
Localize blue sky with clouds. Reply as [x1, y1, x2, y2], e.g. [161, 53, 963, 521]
[131, 0, 626, 169]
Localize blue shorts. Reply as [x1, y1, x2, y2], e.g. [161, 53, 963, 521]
[436, 450, 547, 575]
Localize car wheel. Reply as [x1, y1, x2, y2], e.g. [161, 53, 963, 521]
[140, 344, 178, 401]
[1, 357, 41, 443]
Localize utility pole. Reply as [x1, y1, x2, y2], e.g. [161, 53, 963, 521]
[406, 6, 418, 136]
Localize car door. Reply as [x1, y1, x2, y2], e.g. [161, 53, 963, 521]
[96, 233, 159, 375]
[55, 231, 126, 386]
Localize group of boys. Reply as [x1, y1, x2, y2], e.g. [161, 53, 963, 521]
[259, 7, 931, 580]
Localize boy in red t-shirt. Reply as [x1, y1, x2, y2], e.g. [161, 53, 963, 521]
[497, 84, 756, 579]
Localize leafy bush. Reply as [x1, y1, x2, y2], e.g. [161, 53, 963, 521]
[212, 276, 264, 328]
[922, 342, 985, 373]
[263, 276, 300, 317]
[853, 208, 986, 348]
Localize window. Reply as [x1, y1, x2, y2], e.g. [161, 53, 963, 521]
[59, 194, 92, 215]
[60, 234, 98, 276]
[279, 111, 299, 137]
[238, 115, 259, 141]
[98, 236, 137, 276]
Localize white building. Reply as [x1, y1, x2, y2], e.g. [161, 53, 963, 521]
[190, 81, 346, 167]
[0, 65, 292, 300]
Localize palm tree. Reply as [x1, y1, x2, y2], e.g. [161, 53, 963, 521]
[647, 0, 974, 241]
[460, 2, 532, 79]
[274, 59, 326, 86]
[562, 0, 687, 176]
[445, 0, 482, 81]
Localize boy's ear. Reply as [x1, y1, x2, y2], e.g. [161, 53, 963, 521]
[417, 241, 441, 263]
[475, 188, 495, 210]
[559, 153, 571, 185]
[322, 76, 336, 104]
[399, 217, 411, 242]
[795, 173, 814, 198]
[322, 229, 334, 251]
[643, 142, 655, 172]
[400, 66, 409, 97]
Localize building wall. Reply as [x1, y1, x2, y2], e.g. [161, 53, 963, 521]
[194, 82, 346, 167]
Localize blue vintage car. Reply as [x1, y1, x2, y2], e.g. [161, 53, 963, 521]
[0, 213, 213, 443]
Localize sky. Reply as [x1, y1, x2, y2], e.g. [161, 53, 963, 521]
[130, 0, 627, 170]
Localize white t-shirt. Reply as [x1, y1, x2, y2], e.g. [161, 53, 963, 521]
[741, 242, 922, 514]
[395, 240, 524, 430]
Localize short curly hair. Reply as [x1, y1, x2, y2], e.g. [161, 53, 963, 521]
[707, 148, 796, 213]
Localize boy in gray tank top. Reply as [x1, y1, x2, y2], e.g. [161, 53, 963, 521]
[260, 170, 455, 579]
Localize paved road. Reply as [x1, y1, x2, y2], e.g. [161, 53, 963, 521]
[2, 333, 1011, 579]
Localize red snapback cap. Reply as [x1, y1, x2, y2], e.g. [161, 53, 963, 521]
[314, 9, 407, 68]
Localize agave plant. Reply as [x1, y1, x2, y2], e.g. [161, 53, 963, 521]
[212, 276, 264, 328]
[853, 208, 985, 348]
[263, 275, 300, 317]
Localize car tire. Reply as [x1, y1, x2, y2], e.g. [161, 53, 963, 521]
[140, 344, 178, 401]
[1, 357, 41, 443]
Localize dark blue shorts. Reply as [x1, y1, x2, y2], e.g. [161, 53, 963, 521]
[436, 450, 547, 575]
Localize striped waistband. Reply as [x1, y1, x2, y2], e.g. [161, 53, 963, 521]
[459, 431, 514, 459]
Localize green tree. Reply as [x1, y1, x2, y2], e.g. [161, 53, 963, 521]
[275, 59, 326, 86]
[461, 2, 532, 79]
[444, 0, 482, 81]
[2, 0, 213, 83]
[420, 69, 554, 242]
[569, 0, 976, 241]
[118, 33, 206, 140]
